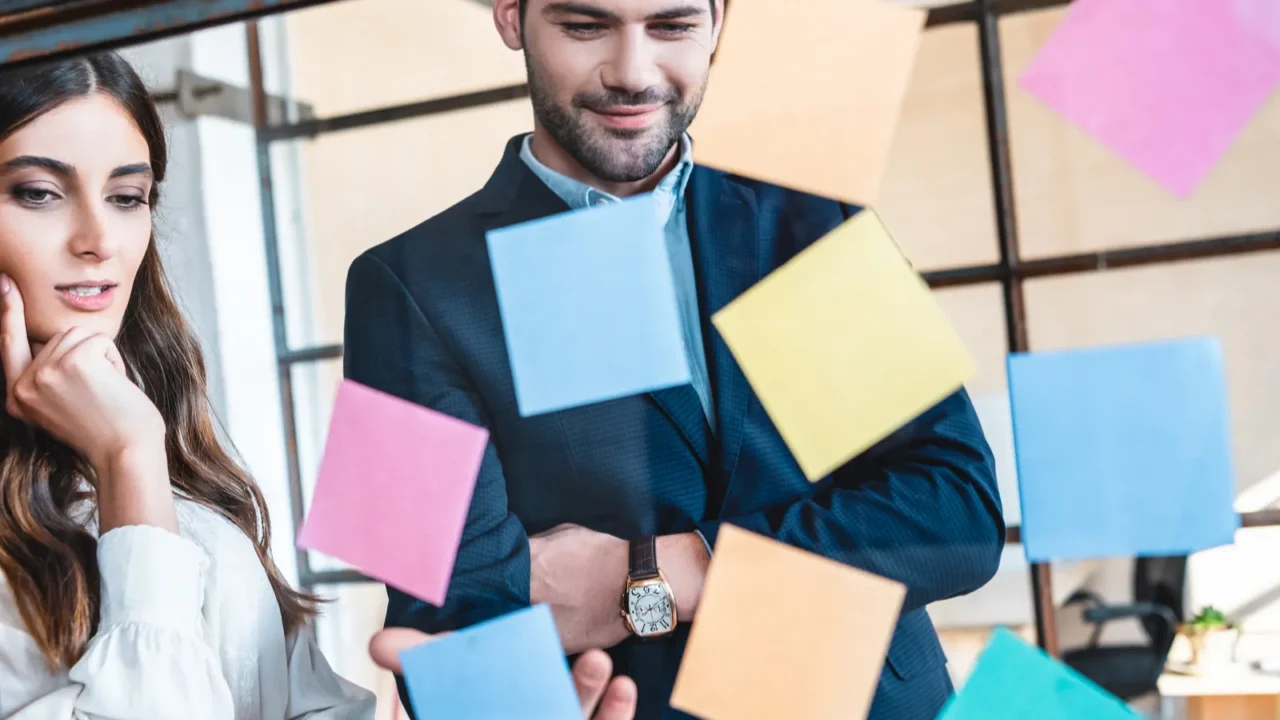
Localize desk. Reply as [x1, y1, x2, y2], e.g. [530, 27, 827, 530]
[1158, 664, 1280, 720]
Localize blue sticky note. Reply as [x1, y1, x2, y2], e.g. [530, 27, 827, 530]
[1008, 336, 1238, 563]
[938, 628, 1140, 719]
[400, 604, 581, 720]
[487, 195, 690, 416]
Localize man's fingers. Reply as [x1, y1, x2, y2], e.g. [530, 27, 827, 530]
[593, 676, 637, 720]
[368, 628, 440, 674]
[573, 649, 613, 716]
[0, 274, 32, 414]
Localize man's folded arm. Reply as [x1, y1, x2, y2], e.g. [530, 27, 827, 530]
[343, 251, 531, 635]
[696, 389, 1005, 614]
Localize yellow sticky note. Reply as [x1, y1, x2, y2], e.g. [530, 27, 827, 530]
[711, 209, 974, 480]
[690, 0, 925, 205]
[671, 525, 906, 720]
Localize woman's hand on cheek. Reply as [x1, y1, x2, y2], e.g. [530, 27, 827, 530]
[1, 273, 175, 532]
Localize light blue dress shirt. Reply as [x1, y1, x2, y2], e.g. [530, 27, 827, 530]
[519, 134, 716, 434]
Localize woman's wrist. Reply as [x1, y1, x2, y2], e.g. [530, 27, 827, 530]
[95, 440, 177, 534]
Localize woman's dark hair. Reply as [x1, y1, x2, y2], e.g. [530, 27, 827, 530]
[0, 52, 318, 671]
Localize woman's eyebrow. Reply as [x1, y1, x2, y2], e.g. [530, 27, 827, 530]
[0, 155, 74, 178]
[110, 162, 153, 180]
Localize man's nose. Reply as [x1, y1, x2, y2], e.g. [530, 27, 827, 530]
[600, 29, 664, 97]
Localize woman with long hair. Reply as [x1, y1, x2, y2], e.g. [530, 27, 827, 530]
[0, 52, 374, 717]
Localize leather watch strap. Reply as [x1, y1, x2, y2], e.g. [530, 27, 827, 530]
[629, 535, 659, 581]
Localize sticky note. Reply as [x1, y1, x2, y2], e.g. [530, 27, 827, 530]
[712, 209, 974, 480]
[487, 195, 690, 416]
[938, 628, 1140, 719]
[689, 0, 925, 204]
[297, 380, 487, 606]
[400, 605, 581, 720]
[1235, 0, 1280, 50]
[671, 525, 905, 720]
[1008, 337, 1238, 563]
[1019, 0, 1280, 197]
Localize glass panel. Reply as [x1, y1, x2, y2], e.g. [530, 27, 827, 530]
[934, 282, 1009, 396]
[878, 22, 999, 272]
[1002, 7, 1280, 259]
[285, 99, 532, 347]
[285, 0, 527, 117]
[928, 282, 1038, 686]
[290, 357, 350, 573]
[313, 582, 407, 720]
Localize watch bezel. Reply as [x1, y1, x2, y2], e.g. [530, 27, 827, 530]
[621, 571, 679, 638]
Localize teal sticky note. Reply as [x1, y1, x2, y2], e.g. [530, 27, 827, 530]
[939, 628, 1140, 719]
[400, 605, 581, 719]
[487, 195, 691, 417]
[1008, 336, 1238, 562]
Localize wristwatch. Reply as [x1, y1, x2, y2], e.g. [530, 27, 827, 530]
[621, 536, 678, 639]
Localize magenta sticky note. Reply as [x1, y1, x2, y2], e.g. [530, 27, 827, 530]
[1020, 0, 1280, 197]
[298, 380, 488, 606]
[1236, 0, 1280, 50]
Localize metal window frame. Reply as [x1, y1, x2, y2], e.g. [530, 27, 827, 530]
[3, 0, 1275, 657]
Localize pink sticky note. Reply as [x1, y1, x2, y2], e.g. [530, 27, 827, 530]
[1020, 0, 1280, 197]
[298, 380, 488, 606]
[1236, 0, 1280, 50]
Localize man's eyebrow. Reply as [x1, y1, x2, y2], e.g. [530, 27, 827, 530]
[647, 5, 708, 21]
[543, 2, 620, 21]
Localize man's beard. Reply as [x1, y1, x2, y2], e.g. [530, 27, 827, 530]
[526, 56, 704, 183]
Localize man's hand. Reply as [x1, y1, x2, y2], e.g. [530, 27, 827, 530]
[529, 525, 713, 653]
[369, 628, 638, 720]
[530, 524, 631, 654]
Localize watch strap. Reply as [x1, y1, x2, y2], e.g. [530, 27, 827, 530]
[629, 535, 659, 581]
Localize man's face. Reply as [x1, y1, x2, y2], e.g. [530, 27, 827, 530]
[518, 0, 720, 183]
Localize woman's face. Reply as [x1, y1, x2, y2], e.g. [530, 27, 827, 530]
[0, 93, 152, 345]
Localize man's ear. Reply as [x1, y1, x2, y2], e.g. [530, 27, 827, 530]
[710, 0, 727, 51]
[494, 0, 525, 51]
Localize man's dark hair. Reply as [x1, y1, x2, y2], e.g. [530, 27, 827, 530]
[517, 0, 719, 24]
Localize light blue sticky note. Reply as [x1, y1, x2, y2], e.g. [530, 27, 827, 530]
[400, 604, 580, 720]
[939, 628, 1140, 719]
[1008, 336, 1238, 563]
[487, 195, 690, 416]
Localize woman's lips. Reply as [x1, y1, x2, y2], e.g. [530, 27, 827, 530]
[56, 284, 116, 312]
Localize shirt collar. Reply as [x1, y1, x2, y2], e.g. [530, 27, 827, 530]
[519, 133, 695, 217]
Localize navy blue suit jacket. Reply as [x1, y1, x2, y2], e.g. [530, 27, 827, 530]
[344, 135, 1004, 719]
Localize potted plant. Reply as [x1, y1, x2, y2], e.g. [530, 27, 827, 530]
[1182, 605, 1239, 672]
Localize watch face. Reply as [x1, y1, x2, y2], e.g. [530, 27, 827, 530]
[627, 582, 674, 637]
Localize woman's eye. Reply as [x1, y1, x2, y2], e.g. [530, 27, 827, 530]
[110, 194, 148, 210]
[13, 187, 57, 206]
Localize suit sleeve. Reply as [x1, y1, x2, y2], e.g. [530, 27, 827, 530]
[343, 251, 531, 633]
[697, 388, 1005, 615]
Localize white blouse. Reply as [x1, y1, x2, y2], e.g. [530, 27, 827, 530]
[0, 497, 375, 719]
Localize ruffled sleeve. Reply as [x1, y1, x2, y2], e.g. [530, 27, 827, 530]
[281, 624, 375, 719]
[1, 525, 235, 719]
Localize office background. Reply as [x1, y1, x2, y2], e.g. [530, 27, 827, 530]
[2, 0, 1277, 717]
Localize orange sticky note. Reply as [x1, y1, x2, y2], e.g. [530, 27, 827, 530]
[671, 525, 906, 720]
[690, 0, 926, 204]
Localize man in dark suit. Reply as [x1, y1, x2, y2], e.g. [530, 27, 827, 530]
[345, 0, 1004, 717]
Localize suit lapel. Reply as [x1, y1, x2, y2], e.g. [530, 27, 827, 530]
[478, 136, 713, 467]
[688, 167, 763, 503]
